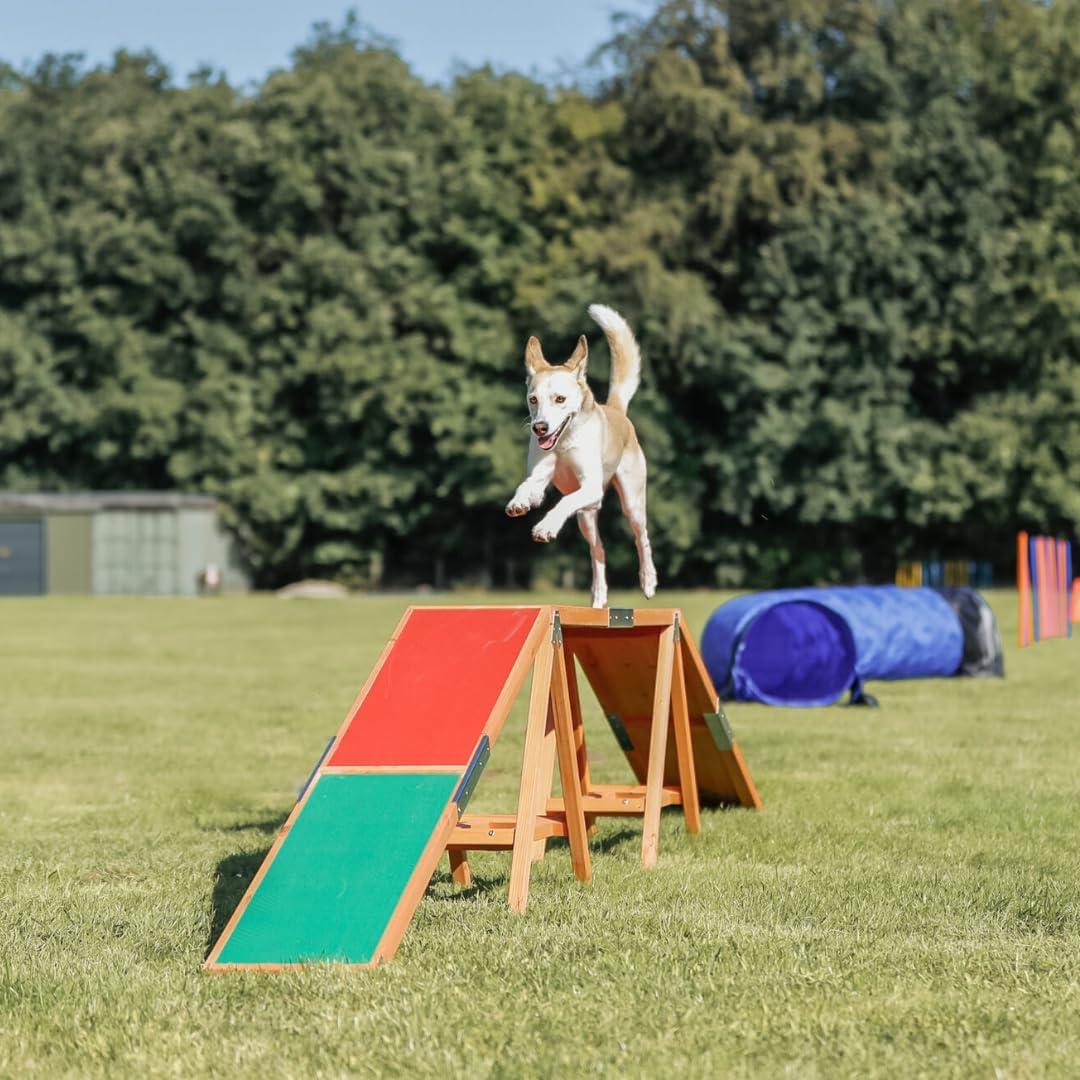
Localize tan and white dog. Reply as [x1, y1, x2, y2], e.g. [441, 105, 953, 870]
[506, 304, 657, 608]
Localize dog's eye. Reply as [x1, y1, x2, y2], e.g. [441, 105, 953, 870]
[555, 395, 566, 405]
[529, 395, 537, 405]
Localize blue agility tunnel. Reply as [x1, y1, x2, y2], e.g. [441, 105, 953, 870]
[701, 586, 966, 706]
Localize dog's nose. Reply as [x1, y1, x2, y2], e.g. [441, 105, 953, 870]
[532, 420, 549, 436]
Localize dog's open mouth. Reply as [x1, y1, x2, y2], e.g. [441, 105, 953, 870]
[536, 415, 572, 452]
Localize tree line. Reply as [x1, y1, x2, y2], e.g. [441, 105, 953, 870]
[1, 1, 1078, 589]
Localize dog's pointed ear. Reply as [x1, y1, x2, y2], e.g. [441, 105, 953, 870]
[565, 335, 588, 381]
[525, 336, 550, 377]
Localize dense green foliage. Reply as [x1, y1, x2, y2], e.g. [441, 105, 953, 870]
[1, 2, 1078, 587]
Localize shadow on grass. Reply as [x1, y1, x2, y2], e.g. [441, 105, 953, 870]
[545, 825, 640, 857]
[426, 826, 640, 902]
[205, 847, 270, 957]
[425, 870, 507, 903]
[201, 815, 288, 834]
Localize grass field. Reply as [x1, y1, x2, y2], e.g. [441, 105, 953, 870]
[1, 589, 1078, 1077]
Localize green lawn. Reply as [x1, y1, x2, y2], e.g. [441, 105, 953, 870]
[1, 589, 1078, 1077]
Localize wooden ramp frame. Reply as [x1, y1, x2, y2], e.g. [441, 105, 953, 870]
[205, 605, 759, 970]
[448, 607, 761, 896]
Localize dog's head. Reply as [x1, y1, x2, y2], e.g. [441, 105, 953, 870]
[523, 335, 589, 451]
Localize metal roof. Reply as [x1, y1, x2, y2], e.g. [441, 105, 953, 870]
[0, 492, 220, 513]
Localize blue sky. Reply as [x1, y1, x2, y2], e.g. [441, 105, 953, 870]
[1, 1, 645, 86]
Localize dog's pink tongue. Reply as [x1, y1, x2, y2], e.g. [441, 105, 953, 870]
[538, 431, 558, 450]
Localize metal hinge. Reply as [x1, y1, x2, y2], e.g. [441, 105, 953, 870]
[552, 610, 563, 645]
[673, 613, 681, 642]
[296, 736, 336, 802]
[453, 736, 491, 816]
[608, 608, 634, 628]
[703, 710, 734, 752]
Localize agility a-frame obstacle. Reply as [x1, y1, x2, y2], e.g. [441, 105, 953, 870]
[447, 607, 761, 891]
[205, 606, 759, 970]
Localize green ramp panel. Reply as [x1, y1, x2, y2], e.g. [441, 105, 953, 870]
[214, 772, 459, 967]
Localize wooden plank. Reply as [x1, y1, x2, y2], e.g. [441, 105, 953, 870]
[208, 773, 459, 968]
[204, 752, 327, 970]
[448, 849, 471, 887]
[641, 625, 675, 869]
[371, 799, 462, 965]
[551, 640, 592, 883]
[532, 703, 558, 863]
[675, 616, 764, 811]
[484, 607, 552, 745]
[555, 607, 679, 628]
[449, 813, 570, 850]
[210, 604, 551, 970]
[328, 607, 543, 768]
[670, 635, 701, 835]
[547, 785, 682, 815]
[507, 633, 555, 912]
[567, 626, 663, 723]
[565, 654, 591, 792]
[566, 611, 761, 810]
[325, 607, 414, 753]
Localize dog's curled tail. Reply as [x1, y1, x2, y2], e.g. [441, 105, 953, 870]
[588, 303, 641, 414]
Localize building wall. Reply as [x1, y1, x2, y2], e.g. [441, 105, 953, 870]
[176, 509, 249, 594]
[90, 508, 249, 595]
[91, 511, 180, 595]
[1, 501, 248, 596]
[0, 517, 45, 595]
[45, 513, 92, 594]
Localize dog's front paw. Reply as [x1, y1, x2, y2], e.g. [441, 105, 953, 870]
[641, 563, 658, 599]
[532, 517, 561, 543]
[505, 497, 530, 517]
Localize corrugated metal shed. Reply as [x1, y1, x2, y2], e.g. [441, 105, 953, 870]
[0, 493, 249, 596]
[0, 492, 219, 512]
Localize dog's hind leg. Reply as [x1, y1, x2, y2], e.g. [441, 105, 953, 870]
[577, 508, 608, 609]
[613, 447, 657, 599]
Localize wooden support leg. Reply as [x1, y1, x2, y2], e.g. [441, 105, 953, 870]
[448, 848, 472, 887]
[508, 637, 555, 913]
[565, 651, 591, 794]
[532, 704, 558, 863]
[551, 640, 593, 883]
[670, 635, 701, 836]
[641, 624, 676, 869]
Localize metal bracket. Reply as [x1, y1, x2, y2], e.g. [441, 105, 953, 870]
[703, 710, 734, 752]
[673, 613, 681, 642]
[605, 712, 635, 752]
[296, 736, 336, 803]
[551, 610, 563, 646]
[608, 608, 634, 628]
[453, 736, 491, 816]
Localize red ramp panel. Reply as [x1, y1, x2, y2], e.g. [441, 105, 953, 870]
[330, 607, 544, 768]
[567, 617, 761, 808]
[206, 606, 548, 970]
